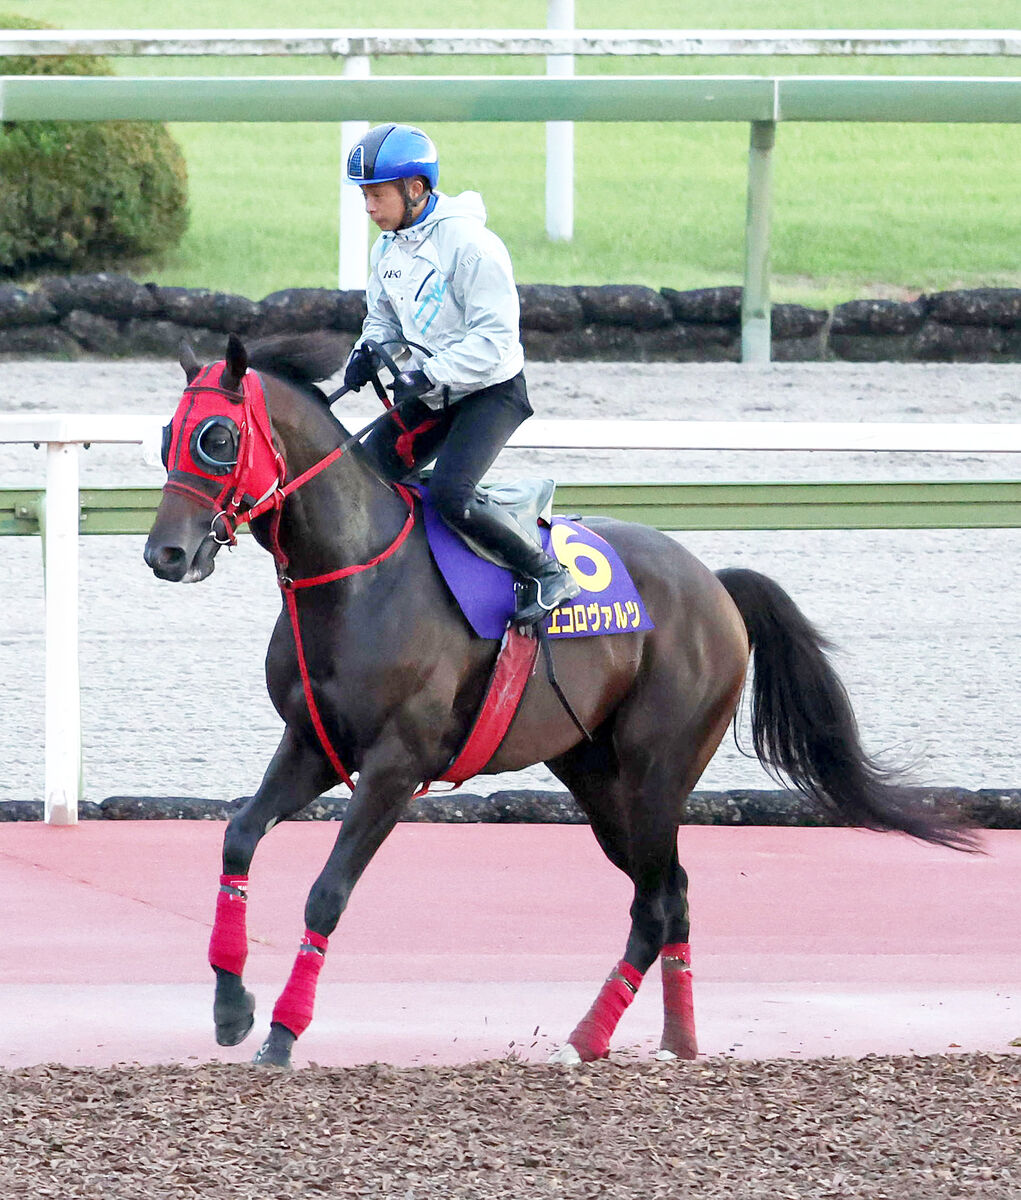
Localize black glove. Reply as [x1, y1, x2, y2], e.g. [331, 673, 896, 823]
[389, 369, 433, 405]
[343, 344, 379, 391]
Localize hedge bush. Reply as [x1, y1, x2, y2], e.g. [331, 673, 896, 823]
[0, 14, 189, 276]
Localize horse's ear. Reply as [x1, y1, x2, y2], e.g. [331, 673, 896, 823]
[221, 333, 249, 392]
[178, 339, 201, 383]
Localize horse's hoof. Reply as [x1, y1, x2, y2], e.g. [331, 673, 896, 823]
[213, 988, 256, 1047]
[547, 1043, 583, 1066]
[252, 1024, 295, 1069]
[657, 1041, 698, 1061]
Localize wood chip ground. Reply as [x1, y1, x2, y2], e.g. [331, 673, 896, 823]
[1, 1053, 1017, 1198]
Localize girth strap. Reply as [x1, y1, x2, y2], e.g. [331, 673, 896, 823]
[277, 482, 418, 790]
[283, 587, 356, 790]
[438, 626, 540, 785]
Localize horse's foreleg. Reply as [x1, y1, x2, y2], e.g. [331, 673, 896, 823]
[210, 730, 335, 1047]
[254, 748, 419, 1068]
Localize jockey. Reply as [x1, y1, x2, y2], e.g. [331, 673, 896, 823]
[343, 122, 580, 627]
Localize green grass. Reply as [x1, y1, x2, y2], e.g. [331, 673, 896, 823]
[17, 2, 1021, 305]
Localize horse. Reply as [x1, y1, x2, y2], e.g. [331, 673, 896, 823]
[144, 332, 973, 1069]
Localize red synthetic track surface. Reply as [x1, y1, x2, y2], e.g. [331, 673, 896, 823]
[1, 823, 1018, 1068]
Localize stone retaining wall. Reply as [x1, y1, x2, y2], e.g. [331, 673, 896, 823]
[1, 275, 1019, 362]
[2, 787, 1018, 827]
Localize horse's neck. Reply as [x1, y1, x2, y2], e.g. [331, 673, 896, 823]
[264, 398, 407, 579]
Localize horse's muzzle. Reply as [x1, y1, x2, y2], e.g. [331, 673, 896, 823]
[144, 533, 219, 583]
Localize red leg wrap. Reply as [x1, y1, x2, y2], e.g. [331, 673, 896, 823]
[568, 960, 644, 1061]
[271, 930, 329, 1038]
[208, 874, 249, 977]
[660, 941, 697, 1059]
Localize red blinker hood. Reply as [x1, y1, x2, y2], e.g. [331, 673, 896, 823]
[162, 362, 286, 530]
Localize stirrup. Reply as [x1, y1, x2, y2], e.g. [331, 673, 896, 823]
[513, 570, 580, 628]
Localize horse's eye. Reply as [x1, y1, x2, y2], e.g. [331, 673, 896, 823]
[205, 430, 230, 455]
[191, 417, 239, 474]
[160, 422, 172, 470]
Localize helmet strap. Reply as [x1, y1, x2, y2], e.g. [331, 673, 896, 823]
[398, 178, 430, 230]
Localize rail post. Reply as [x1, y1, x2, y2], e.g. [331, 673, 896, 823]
[43, 443, 81, 825]
[741, 119, 776, 363]
[545, 0, 575, 241]
[338, 54, 371, 289]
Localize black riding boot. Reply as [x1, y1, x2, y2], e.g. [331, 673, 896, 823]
[447, 494, 581, 626]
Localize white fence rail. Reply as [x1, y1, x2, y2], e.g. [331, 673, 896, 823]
[3, 414, 1020, 825]
[5, 414, 1021, 455]
[2, 29, 1018, 57]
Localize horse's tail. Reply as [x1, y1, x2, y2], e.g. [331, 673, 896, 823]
[715, 567, 977, 851]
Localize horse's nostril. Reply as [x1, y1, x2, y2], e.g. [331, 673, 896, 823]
[144, 542, 186, 571]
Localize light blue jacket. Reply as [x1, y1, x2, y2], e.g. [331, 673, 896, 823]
[357, 191, 524, 406]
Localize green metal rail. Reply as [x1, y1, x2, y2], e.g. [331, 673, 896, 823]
[2, 73, 1017, 364]
[3, 481, 1019, 537]
[1, 74, 1019, 124]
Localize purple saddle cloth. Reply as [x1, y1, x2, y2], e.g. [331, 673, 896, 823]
[417, 486, 655, 641]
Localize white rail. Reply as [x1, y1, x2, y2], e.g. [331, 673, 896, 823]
[4, 415, 1019, 824]
[4, 414, 1021, 453]
[519, 421, 1021, 453]
[1, 29, 1017, 57]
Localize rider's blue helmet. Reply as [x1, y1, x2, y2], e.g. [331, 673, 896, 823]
[345, 124, 439, 190]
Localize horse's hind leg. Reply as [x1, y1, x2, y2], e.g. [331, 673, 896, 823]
[541, 735, 658, 1063]
[550, 767, 693, 1063]
[656, 849, 697, 1061]
[546, 679, 740, 1063]
[210, 729, 336, 1047]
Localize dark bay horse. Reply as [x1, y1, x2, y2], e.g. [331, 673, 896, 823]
[144, 333, 972, 1069]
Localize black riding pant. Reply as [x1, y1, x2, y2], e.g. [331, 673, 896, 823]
[361, 372, 533, 526]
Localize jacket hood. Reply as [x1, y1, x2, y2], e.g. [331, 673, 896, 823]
[394, 190, 487, 244]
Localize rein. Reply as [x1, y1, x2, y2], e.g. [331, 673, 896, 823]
[173, 365, 419, 791]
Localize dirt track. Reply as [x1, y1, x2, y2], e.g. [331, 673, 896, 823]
[0, 360, 1018, 805]
[1, 1055, 1017, 1199]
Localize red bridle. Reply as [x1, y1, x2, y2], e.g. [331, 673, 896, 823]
[161, 361, 417, 788]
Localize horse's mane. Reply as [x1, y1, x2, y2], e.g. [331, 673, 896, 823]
[246, 333, 349, 410]
[243, 331, 380, 459]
